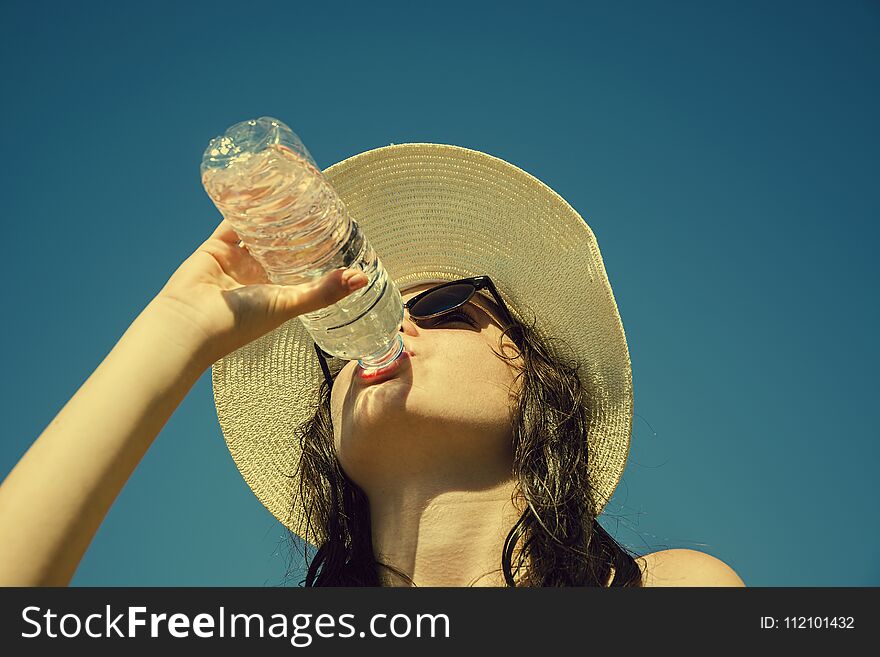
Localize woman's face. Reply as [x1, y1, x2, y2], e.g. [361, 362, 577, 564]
[330, 283, 523, 491]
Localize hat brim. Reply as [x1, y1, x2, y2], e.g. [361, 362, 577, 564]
[211, 143, 634, 545]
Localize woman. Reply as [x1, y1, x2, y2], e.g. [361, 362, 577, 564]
[0, 143, 744, 587]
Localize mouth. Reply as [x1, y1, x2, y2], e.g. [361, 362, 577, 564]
[356, 350, 413, 384]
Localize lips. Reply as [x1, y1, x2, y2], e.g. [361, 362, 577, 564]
[356, 350, 413, 384]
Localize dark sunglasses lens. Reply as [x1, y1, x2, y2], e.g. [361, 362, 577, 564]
[409, 283, 474, 318]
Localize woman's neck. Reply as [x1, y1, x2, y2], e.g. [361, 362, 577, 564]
[369, 472, 523, 587]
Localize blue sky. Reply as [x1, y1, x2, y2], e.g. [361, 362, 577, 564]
[0, 0, 877, 586]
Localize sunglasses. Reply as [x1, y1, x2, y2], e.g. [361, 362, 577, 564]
[313, 275, 514, 388]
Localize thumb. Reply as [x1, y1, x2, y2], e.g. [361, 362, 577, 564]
[272, 268, 369, 317]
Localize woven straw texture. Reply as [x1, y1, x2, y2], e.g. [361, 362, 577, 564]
[211, 143, 633, 545]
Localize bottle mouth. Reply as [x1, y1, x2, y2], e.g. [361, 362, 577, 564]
[356, 350, 413, 382]
[357, 334, 406, 371]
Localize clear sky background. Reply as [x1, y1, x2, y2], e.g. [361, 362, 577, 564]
[1, 0, 877, 586]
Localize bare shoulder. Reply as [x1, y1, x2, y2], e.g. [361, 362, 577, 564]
[635, 549, 746, 587]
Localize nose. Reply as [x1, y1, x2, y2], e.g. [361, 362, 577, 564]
[399, 309, 418, 335]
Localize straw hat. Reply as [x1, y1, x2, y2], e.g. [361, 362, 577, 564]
[211, 143, 633, 545]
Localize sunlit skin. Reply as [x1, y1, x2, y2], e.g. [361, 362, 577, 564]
[0, 213, 744, 586]
[328, 283, 526, 586]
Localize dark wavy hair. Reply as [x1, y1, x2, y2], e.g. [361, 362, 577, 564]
[283, 301, 643, 587]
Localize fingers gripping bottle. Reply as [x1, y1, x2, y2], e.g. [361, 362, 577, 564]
[199, 116, 405, 372]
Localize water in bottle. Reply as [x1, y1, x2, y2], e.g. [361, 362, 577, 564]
[200, 117, 405, 371]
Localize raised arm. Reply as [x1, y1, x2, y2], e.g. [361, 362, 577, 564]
[0, 221, 367, 585]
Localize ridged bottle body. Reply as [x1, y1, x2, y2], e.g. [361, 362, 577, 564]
[200, 117, 404, 368]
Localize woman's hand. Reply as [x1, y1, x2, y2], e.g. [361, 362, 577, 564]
[150, 219, 368, 368]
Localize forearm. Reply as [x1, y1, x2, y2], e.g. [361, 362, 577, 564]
[0, 301, 209, 586]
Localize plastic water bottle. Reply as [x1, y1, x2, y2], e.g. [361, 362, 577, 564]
[199, 116, 405, 371]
